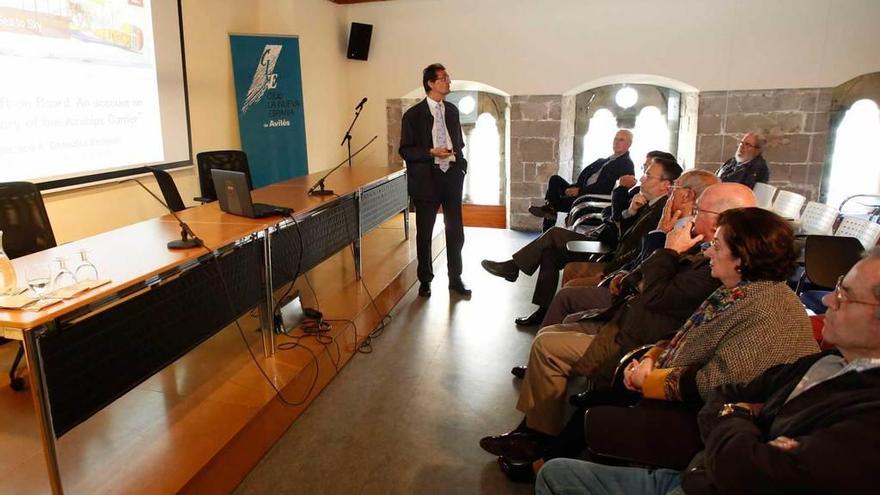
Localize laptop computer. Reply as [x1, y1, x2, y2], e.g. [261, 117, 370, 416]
[211, 169, 293, 218]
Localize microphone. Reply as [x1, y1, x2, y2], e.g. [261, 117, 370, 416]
[309, 136, 378, 196]
[355, 97, 367, 110]
[122, 175, 204, 250]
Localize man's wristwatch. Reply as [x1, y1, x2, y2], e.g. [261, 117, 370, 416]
[718, 403, 753, 418]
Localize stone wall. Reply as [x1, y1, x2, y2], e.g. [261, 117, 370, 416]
[695, 88, 832, 199]
[386, 98, 422, 169]
[508, 95, 563, 231]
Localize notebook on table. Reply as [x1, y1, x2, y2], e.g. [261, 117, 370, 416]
[210, 169, 293, 219]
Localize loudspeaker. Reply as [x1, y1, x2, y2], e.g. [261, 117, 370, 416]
[347, 22, 372, 61]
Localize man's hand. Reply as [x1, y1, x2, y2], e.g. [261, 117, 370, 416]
[609, 272, 627, 296]
[658, 199, 683, 233]
[665, 219, 703, 254]
[617, 175, 638, 189]
[430, 147, 453, 159]
[627, 193, 648, 216]
[564, 186, 580, 197]
[768, 435, 800, 451]
[623, 357, 655, 392]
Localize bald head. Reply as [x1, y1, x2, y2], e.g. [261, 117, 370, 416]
[692, 183, 757, 239]
[678, 169, 720, 198]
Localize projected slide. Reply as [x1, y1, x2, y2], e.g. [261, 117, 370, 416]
[0, 0, 164, 183]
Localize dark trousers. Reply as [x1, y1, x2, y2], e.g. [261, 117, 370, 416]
[511, 227, 586, 309]
[544, 175, 577, 231]
[413, 167, 465, 284]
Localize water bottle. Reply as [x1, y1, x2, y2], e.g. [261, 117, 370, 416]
[0, 231, 18, 294]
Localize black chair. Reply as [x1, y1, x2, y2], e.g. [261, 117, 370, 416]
[0, 182, 57, 391]
[148, 167, 187, 212]
[194, 150, 253, 203]
[795, 235, 865, 293]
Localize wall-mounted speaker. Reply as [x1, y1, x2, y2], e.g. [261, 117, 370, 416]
[347, 22, 373, 61]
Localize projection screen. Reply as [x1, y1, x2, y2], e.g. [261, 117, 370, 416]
[0, 0, 191, 190]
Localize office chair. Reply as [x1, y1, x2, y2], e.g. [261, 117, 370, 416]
[194, 150, 253, 203]
[0, 182, 57, 391]
[148, 167, 187, 212]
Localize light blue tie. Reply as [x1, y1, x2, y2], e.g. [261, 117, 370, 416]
[434, 104, 450, 172]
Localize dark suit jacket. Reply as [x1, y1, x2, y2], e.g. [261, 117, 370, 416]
[716, 155, 769, 189]
[575, 152, 635, 196]
[683, 351, 880, 494]
[602, 195, 667, 274]
[398, 99, 468, 201]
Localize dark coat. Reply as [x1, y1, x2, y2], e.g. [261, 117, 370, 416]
[398, 99, 468, 201]
[602, 195, 667, 274]
[716, 155, 769, 189]
[573, 247, 720, 379]
[575, 152, 635, 196]
[683, 351, 880, 495]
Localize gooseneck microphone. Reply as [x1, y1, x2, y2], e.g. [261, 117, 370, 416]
[123, 177, 204, 250]
[355, 97, 368, 110]
[308, 136, 378, 196]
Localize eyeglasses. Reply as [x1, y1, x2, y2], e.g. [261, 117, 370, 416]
[693, 205, 721, 216]
[433, 75, 451, 83]
[739, 140, 759, 150]
[833, 275, 880, 308]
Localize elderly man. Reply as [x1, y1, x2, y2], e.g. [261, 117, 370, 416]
[531, 130, 635, 231]
[482, 156, 681, 326]
[536, 249, 880, 495]
[479, 183, 757, 460]
[715, 132, 769, 189]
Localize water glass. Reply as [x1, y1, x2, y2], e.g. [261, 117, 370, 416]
[51, 257, 76, 290]
[26, 265, 51, 297]
[74, 250, 99, 282]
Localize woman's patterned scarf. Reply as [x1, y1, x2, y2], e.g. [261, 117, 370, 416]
[656, 281, 748, 367]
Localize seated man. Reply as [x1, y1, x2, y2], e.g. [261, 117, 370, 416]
[530, 129, 635, 232]
[715, 131, 769, 189]
[536, 249, 880, 495]
[545, 169, 719, 325]
[478, 184, 756, 462]
[482, 156, 681, 326]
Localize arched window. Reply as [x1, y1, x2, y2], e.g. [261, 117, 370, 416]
[574, 84, 681, 176]
[580, 108, 618, 168]
[464, 112, 502, 205]
[825, 99, 880, 208]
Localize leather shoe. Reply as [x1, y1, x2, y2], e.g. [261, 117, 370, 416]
[510, 365, 527, 379]
[514, 308, 546, 326]
[479, 431, 548, 461]
[498, 456, 536, 483]
[449, 279, 472, 297]
[528, 204, 557, 220]
[481, 259, 519, 282]
[418, 281, 431, 298]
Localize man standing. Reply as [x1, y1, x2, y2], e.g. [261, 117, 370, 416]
[715, 132, 770, 188]
[535, 249, 880, 495]
[399, 63, 470, 298]
[530, 130, 635, 231]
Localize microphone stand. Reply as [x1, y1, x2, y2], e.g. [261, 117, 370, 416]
[308, 136, 378, 196]
[124, 177, 203, 249]
[341, 100, 366, 169]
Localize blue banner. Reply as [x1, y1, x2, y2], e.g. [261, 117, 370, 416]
[230, 34, 308, 187]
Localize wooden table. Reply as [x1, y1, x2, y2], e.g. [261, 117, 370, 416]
[1, 166, 407, 494]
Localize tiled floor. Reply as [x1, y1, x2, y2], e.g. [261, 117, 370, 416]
[234, 227, 544, 494]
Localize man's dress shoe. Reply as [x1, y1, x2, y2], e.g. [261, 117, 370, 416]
[510, 365, 527, 379]
[514, 308, 546, 326]
[481, 259, 519, 282]
[528, 204, 557, 220]
[498, 456, 536, 483]
[449, 280, 472, 297]
[479, 431, 548, 461]
[418, 281, 431, 298]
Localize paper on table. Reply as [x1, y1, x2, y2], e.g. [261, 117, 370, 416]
[45, 279, 111, 299]
[0, 294, 61, 310]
